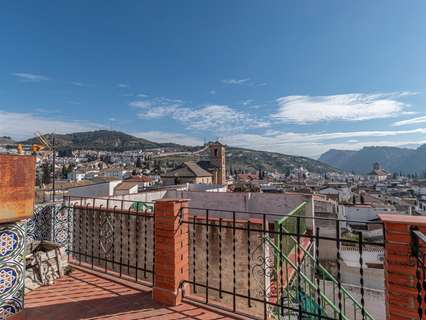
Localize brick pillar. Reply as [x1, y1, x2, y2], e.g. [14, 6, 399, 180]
[152, 199, 189, 306]
[379, 214, 426, 319]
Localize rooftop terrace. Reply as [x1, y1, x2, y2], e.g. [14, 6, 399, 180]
[24, 267, 240, 320]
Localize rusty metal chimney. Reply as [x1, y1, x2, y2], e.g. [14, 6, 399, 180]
[0, 154, 36, 223]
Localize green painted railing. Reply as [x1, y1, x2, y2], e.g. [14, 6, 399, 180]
[266, 228, 376, 320]
[274, 202, 307, 259]
[130, 201, 154, 212]
[266, 237, 349, 319]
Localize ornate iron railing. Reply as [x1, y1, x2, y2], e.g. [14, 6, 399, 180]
[180, 206, 383, 320]
[29, 196, 156, 286]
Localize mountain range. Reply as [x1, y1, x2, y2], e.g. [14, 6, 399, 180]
[18, 130, 337, 174]
[319, 145, 426, 175]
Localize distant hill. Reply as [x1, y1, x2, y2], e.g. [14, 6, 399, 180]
[319, 146, 423, 174]
[19, 130, 183, 152]
[227, 147, 336, 174]
[19, 130, 338, 174]
[0, 136, 15, 145]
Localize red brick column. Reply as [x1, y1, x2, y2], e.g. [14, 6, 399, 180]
[379, 214, 426, 319]
[152, 199, 189, 305]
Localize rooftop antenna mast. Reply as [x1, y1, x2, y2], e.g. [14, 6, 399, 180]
[35, 131, 56, 202]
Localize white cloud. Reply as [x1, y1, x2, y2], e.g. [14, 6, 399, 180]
[12, 73, 49, 82]
[277, 128, 426, 142]
[210, 90, 216, 95]
[242, 99, 253, 106]
[134, 131, 203, 146]
[393, 116, 426, 126]
[129, 97, 182, 118]
[132, 96, 270, 132]
[221, 128, 426, 158]
[143, 106, 180, 118]
[222, 78, 250, 85]
[273, 93, 412, 123]
[117, 83, 129, 88]
[129, 100, 152, 108]
[137, 93, 148, 98]
[174, 105, 270, 131]
[0, 111, 102, 140]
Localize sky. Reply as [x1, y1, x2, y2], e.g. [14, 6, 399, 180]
[1, 1, 426, 158]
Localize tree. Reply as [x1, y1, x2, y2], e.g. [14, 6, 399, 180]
[100, 155, 112, 164]
[62, 165, 68, 179]
[154, 160, 161, 173]
[42, 162, 51, 185]
[135, 157, 142, 168]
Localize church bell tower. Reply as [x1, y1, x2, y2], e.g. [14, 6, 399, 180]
[209, 142, 226, 185]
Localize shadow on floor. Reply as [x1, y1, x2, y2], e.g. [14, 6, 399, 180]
[23, 268, 236, 320]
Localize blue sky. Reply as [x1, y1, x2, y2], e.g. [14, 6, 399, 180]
[1, 1, 426, 158]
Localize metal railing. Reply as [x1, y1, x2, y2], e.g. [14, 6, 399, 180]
[28, 198, 384, 319]
[63, 196, 155, 285]
[267, 227, 375, 320]
[180, 207, 383, 320]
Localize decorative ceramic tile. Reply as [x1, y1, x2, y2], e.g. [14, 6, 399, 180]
[26, 204, 71, 247]
[0, 297, 23, 320]
[0, 262, 24, 301]
[0, 222, 25, 320]
[26, 204, 53, 242]
[0, 225, 24, 261]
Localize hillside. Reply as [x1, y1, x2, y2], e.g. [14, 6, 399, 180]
[19, 130, 338, 174]
[19, 130, 185, 152]
[319, 146, 422, 174]
[0, 136, 15, 145]
[227, 147, 336, 174]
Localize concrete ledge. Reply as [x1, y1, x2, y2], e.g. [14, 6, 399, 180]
[379, 213, 426, 226]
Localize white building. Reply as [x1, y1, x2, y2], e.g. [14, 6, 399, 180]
[114, 181, 139, 196]
[67, 171, 86, 181]
[368, 163, 391, 183]
[319, 187, 352, 203]
[68, 179, 122, 198]
[100, 168, 131, 180]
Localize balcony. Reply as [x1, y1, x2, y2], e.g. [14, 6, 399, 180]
[2, 196, 425, 320]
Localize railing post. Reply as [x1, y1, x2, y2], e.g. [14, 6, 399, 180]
[152, 199, 189, 306]
[379, 214, 426, 320]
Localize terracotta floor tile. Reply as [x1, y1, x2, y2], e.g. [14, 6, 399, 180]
[24, 267, 241, 320]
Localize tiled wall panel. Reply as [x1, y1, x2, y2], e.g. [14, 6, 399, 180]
[0, 222, 25, 320]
